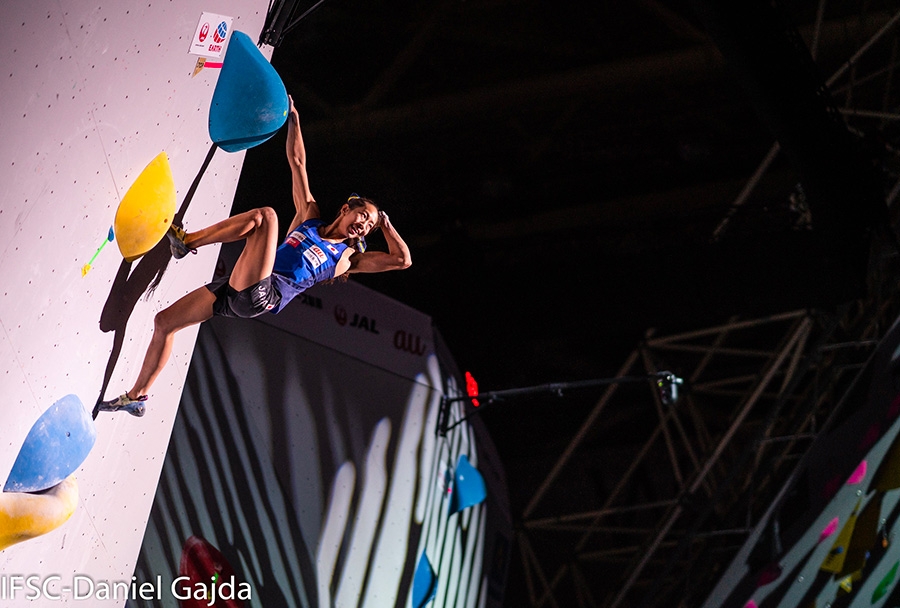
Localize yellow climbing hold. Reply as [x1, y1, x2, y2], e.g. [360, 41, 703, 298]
[114, 152, 176, 262]
[0, 475, 78, 551]
[820, 499, 861, 574]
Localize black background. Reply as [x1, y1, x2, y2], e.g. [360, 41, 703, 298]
[231, 1, 900, 604]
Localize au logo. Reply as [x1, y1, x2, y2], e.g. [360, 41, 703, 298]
[394, 330, 427, 355]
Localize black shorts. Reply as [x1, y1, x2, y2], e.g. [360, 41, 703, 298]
[206, 275, 283, 318]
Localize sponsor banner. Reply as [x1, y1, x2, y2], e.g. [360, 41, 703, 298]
[214, 239, 434, 384]
[189, 13, 233, 58]
[260, 279, 436, 385]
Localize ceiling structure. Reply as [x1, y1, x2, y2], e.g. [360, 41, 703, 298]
[233, 1, 900, 605]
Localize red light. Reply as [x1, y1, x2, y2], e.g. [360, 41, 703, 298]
[465, 371, 480, 407]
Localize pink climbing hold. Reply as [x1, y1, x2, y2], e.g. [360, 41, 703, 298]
[819, 517, 839, 542]
[847, 460, 867, 485]
[744, 600, 758, 608]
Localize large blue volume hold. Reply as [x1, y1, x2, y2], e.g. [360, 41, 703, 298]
[4, 395, 97, 493]
[209, 30, 289, 152]
[412, 552, 438, 608]
[449, 454, 488, 515]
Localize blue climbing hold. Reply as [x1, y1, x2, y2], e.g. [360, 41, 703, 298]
[412, 552, 438, 608]
[449, 454, 487, 516]
[4, 395, 96, 493]
[209, 30, 289, 152]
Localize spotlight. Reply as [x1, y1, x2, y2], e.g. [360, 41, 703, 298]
[657, 372, 684, 405]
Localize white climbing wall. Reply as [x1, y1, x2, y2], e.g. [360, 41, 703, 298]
[0, 0, 270, 604]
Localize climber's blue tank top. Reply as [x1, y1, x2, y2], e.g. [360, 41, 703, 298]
[269, 219, 348, 313]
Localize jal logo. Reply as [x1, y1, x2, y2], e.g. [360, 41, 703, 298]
[213, 21, 228, 43]
[198, 23, 209, 42]
[333, 306, 379, 333]
[350, 313, 379, 333]
[394, 330, 427, 356]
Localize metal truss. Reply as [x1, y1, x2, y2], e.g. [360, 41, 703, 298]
[516, 300, 900, 607]
[514, 4, 900, 606]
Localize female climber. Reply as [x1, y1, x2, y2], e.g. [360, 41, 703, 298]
[96, 97, 411, 416]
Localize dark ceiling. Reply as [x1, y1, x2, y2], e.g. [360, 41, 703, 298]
[232, 0, 900, 605]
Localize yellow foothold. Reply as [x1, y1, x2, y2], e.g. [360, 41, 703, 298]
[114, 152, 177, 262]
[0, 475, 79, 551]
[81, 264, 91, 277]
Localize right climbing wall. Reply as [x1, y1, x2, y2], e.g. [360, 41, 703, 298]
[704, 313, 900, 608]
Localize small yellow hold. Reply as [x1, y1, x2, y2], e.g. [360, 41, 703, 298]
[114, 152, 177, 262]
[192, 57, 206, 78]
[81, 264, 91, 277]
[0, 475, 79, 551]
